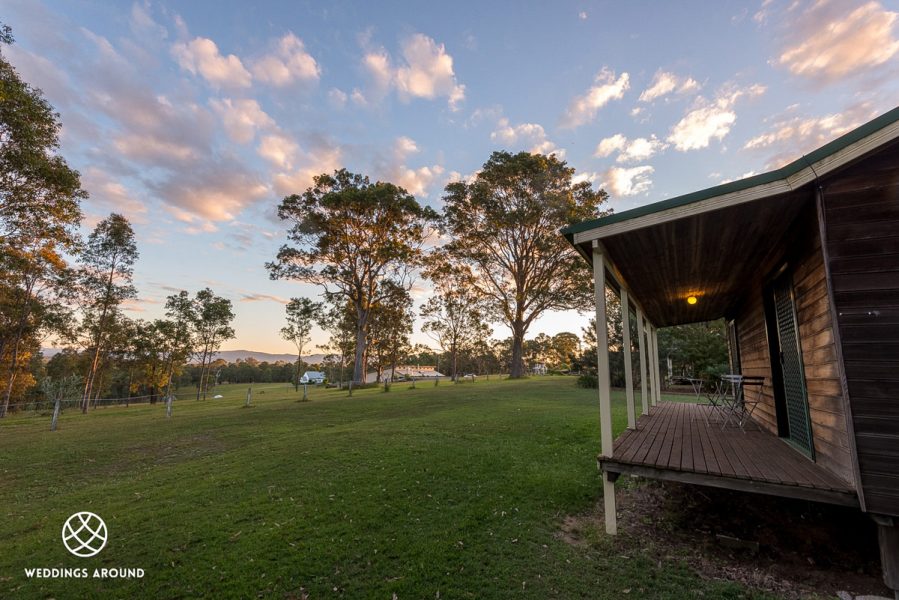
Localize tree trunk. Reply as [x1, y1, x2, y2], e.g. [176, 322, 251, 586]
[51, 395, 61, 431]
[82, 258, 118, 413]
[1, 290, 34, 418]
[352, 319, 367, 385]
[509, 321, 526, 378]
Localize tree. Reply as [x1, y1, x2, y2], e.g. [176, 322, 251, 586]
[281, 297, 323, 392]
[441, 151, 608, 378]
[162, 290, 196, 396]
[421, 262, 490, 382]
[267, 169, 437, 384]
[191, 288, 235, 400]
[78, 213, 138, 412]
[0, 24, 85, 417]
[657, 320, 729, 382]
[551, 332, 581, 370]
[319, 299, 356, 387]
[367, 281, 414, 384]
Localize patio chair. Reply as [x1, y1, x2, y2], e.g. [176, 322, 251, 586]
[695, 376, 726, 425]
[719, 374, 765, 432]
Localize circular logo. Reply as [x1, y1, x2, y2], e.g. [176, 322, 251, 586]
[61, 512, 108, 557]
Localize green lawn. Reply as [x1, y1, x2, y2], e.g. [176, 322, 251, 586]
[0, 377, 760, 599]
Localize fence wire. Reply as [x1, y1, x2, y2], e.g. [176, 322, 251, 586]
[3, 393, 168, 417]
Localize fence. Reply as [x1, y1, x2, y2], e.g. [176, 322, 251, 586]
[3, 393, 166, 418]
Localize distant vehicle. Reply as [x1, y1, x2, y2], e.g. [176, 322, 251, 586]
[300, 371, 326, 384]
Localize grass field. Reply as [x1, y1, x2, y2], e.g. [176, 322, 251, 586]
[0, 377, 764, 599]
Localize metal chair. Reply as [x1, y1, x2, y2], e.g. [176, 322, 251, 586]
[718, 374, 764, 432]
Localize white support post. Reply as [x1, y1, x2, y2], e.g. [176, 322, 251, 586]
[636, 309, 649, 416]
[620, 289, 636, 429]
[647, 324, 657, 407]
[652, 326, 662, 405]
[592, 243, 617, 535]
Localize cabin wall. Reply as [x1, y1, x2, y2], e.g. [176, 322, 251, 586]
[734, 203, 854, 485]
[821, 152, 899, 516]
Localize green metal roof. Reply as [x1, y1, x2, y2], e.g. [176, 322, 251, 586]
[561, 105, 899, 238]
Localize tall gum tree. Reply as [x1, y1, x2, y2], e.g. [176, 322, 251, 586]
[0, 24, 85, 417]
[267, 169, 437, 385]
[441, 151, 609, 378]
[422, 257, 490, 382]
[191, 288, 235, 400]
[78, 213, 138, 412]
[281, 297, 323, 392]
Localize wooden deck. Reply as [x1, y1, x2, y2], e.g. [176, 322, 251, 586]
[600, 402, 859, 507]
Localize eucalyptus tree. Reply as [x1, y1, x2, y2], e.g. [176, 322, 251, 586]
[421, 260, 490, 382]
[441, 151, 608, 378]
[267, 169, 438, 384]
[0, 24, 85, 417]
[281, 297, 323, 392]
[78, 213, 138, 412]
[163, 290, 196, 395]
[318, 299, 356, 387]
[367, 281, 414, 384]
[191, 288, 235, 400]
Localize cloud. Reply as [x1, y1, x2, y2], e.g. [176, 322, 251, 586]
[667, 83, 765, 151]
[271, 141, 343, 197]
[638, 70, 699, 102]
[560, 67, 629, 129]
[356, 33, 466, 111]
[251, 32, 320, 87]
[154, 158, 270, 223]
[81, 167, 148, 223]
[395, 34, 466, 110]
[209, 98, 274, 144]
[595, 134, 667, 163]
[742, 102, 878, 167]
[490, 118, 565, 157]
[776, 1, 899, 83]
[171, 37, 252, 89]
[719, 170, 758, 184]
[602, 165, 655, 197]
[257, 132, 300, 169]
[328, 88, 348, 108]
[240, 293, 290, 304]
[370, 136, 445, 197]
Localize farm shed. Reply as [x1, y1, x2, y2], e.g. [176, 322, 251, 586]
[561, 106, 899, 594]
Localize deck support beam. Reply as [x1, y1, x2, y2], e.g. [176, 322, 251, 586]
[646, 324, 656, 407]
[621, 289, 636, 429]
[874, 515, 899, 597]
[592, 243, 616, 535]
[651, 325, 661, 406]
[636, 309, 649, 416]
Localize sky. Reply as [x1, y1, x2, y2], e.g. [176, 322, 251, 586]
[4, 0, 899, 354]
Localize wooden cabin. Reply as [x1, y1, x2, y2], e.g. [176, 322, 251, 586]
[561, 106, 899, 593]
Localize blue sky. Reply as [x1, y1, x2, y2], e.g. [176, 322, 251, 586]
[4, 0, 899, 353]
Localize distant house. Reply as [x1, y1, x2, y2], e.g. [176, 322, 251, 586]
[362, 366, 445, 384]
[392, 366, 444, 379]
[299, 371, 325, 384]
[531, 363, 548, 375]
[561, 107, 899, 594]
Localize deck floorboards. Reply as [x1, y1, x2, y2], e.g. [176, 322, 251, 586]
[602, 402, 856, 503]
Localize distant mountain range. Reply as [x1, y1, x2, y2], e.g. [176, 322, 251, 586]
[41, 348, 327, 365]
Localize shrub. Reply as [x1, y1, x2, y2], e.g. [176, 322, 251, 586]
[577, 373, 598, 389]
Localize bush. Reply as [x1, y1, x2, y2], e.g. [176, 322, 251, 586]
[577, 373, 598, 389]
